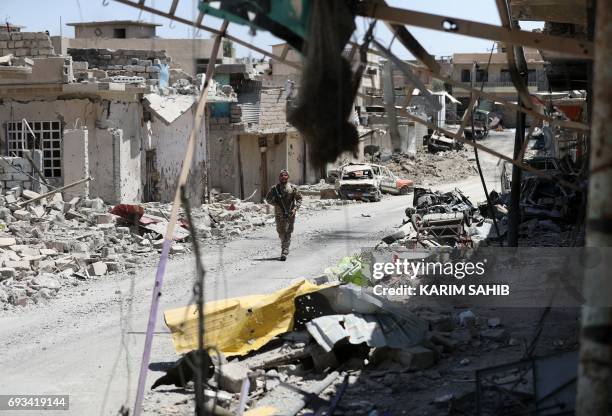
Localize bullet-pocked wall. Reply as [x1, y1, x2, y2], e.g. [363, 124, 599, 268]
[146, 108, 207, 204]
[0, 98, 143, 204]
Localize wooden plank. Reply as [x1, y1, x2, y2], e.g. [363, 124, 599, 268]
[356, 1, 594, 59]
[168, 0, 180, 16]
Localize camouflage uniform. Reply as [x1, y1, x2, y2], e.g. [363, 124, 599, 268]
[265, 183, 302, 256]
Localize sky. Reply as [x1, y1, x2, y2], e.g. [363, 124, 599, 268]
[1, 0, 543, 59]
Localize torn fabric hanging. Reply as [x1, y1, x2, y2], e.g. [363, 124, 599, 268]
[287, 0, 360, 167]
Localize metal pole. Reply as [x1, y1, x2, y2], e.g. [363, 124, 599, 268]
[132, 20, 228, 416]
[507, 104, 525, 246]
[576, 0, 612, 413]
[507, 43, 529, 247]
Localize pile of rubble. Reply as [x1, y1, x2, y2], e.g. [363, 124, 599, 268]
[143, 280, 528, 416]
[68, 48, 170, 86]
[0, 186, 193, 308]
[479, 173, 584, 246]
[0, 189, 276, 309]
[381, 149, 476, 186]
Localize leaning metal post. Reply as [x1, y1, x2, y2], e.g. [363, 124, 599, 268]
[576, 0, 612, 414]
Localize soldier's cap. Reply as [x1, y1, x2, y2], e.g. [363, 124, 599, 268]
[279, 169, 289, 177]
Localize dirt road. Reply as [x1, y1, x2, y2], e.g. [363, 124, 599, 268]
[0, 131, 515, 416]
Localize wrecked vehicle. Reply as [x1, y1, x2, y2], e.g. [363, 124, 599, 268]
[371, 164, 414, 195]
[404, 187, 479, 245]
[425, 131, 462, 153]
[335, 163, 382, 202]
[376, 187, 486, 248]
[410, 187, 477, 218]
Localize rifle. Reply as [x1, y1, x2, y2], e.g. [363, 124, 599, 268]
[272, 184, 295, 219]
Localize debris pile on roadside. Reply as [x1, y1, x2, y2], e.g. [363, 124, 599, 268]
[381, 149, 476, 187]
[0, 191, 254, 308]
[297, 180, 339, 200]
[0, 186, 198, 308]
[145, 280, 524, 416]
[478, 174, 584, 246]
[374, 187, 501, 249]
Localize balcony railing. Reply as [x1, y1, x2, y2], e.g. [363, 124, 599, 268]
[478, 81, 539, 88]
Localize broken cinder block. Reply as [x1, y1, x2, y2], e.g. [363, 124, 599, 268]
[22, 189, 41, 200]
[87, 261, 108, 276]
[218, 362, 253, 393]
[0, 237, 17, 248]
[391, 346, 436, 370]
[13, 210, 31, 221]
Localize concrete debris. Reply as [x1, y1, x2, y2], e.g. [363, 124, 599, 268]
[381, 149, 476, 187]
[480, 169, 583, 246]
[0, 182, 357, 308]
[391, 345, 437, 369]
[218, 362, 253, 393]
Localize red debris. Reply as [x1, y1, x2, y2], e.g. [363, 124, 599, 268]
[110, 204, 145, 221]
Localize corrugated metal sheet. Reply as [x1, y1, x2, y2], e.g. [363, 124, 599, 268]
[240, 103, 260, 124]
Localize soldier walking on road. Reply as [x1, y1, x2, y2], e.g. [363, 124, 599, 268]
[265, 169, 302, 261]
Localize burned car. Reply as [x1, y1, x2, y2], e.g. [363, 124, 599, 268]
[371, 164, 414, 195]
[404, 187, 479, 245]
[335, 163, 382, 202]
[425, 131, 463, 153]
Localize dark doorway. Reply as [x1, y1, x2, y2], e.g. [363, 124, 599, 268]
[145, 149, 159, 202]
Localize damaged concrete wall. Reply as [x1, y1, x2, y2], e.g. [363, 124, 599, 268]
[90, 128, 119, 202]
[68, 48, 168, 84]
[96, 101, 142, 203]
[0, 56, 71, 87]
[259, 87, 288, 131]
[287, 131, 318, 185]
[0, 98, 96, 190]
[208, 128, 238, 197]
[238, 135, 262, 201]
[148, 108, 207, 203]
[0, 93, 206, 204]
[62, 127, 89, 197]
[265, 133, 289, 194]
[67, 38, 215, 76]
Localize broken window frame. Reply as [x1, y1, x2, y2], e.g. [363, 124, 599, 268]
[5, 120, 63, 179]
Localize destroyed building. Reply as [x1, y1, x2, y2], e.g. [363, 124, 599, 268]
[0, 31, 232, 204]
[53, 20, 231, 76]
[0, 0, 609, 414]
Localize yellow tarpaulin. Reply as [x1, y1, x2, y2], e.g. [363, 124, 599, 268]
[164, 279, 332, 356]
